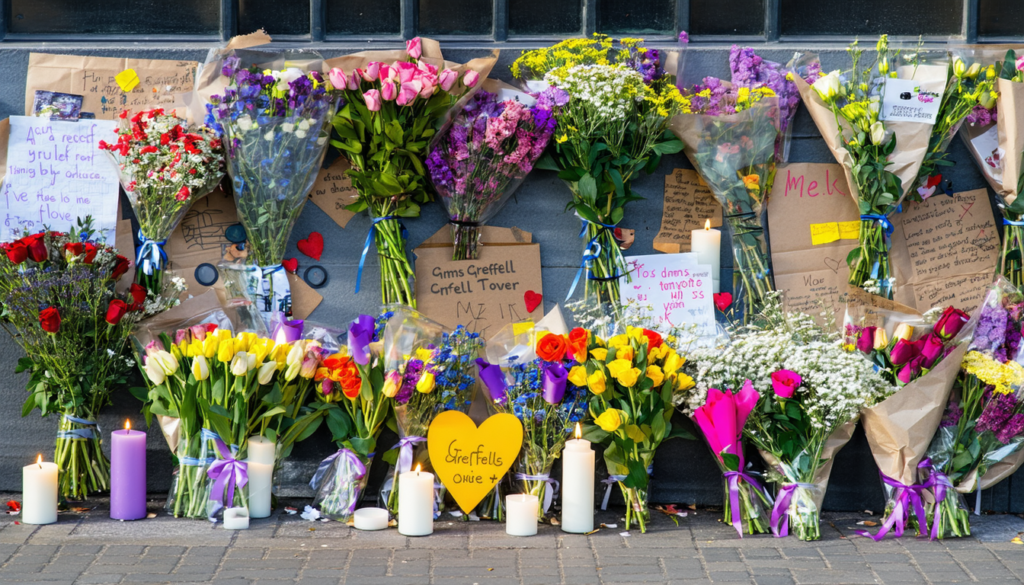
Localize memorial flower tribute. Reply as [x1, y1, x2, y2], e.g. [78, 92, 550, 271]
[0, 219, 142, 501]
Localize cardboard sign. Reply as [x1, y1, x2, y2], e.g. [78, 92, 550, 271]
[307, 157, 358, 229]
[619, 253, 715, 337]
[414, 226, 542, 339]
[163, 189, 322, 319]
[427, 411, 522, 514]
[653, 169, 723, 254]
[892, 189, 999, 313]
[25, 54, 197, 120]
[767, 163, 858, 324]
[2, 117, 120, 244]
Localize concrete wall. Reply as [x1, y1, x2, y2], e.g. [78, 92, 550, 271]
[0, 43, 1020, 512]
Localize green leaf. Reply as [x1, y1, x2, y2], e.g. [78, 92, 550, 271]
[578, 174, 598, 202]
[653, 139, 684, 155]
[260, 406, 287, 419]
[15, 357, 34, 374]
[721, 452, 740, 472]
[21, 394, 36, 417]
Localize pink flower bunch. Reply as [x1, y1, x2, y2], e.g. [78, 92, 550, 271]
[329, 38, 479, 112]
[692, 380, 759, 468]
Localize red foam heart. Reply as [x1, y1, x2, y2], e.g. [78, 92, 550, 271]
[524, 290, 542, 313]
[282, 258, 298, 273]
[297, 232, 324, 261]
[713, 292, 732, 313]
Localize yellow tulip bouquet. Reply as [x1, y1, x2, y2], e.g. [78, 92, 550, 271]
[583, 326, 693, 533]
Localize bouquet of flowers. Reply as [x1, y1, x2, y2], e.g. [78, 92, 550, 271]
[846, 300, 974, 540]
[475, 318, 590, 522]
[926, 279, 1024, 538]
[426, 84, 558, 260]
[326, 38, 495, 307]
[792, 36, 942, 299]
[728, 44, 809, 163]
[379, 310, 482, 517]
[511, 36, 686, 310]
[99, 108, 224, 298]
[309, 313, 392, 520]
[681, 295, 890, 540]
[207, 52, 337, 324]
[136, 323, 321, 518]
[0, 219, 141, 500]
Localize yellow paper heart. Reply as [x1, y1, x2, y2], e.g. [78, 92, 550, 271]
[427, 411, 523, 514]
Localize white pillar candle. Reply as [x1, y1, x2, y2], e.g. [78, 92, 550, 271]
[223, 507, 249, 529]
[398, 466, 434, 536]
[246, 460, 273, 519]
[247, 436, 276, 465]
[561, 424, 594, 533]
[692, 219, 722, 293]
[354, 507, 389, 531]
[22, 455, 57, 525]
[505, 494, 539, 536]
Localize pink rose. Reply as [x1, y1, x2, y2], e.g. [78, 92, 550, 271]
[397, 80, 422, 106]
[857, 326, 877, 354]
[933, 306, 969, 340]
[406, 37, 422, 60]
[770, 369, 801, 399]
[889, 338, 918, 367]
[463, 70, 480, 88]
[364, 61, 382, 82]
[328, 68, 348, 90]
[897, 355, 926, 385]
[363, 89, 382, 112]
[915, 332, 945, 369]
[438, 69, 458, 92]
[381, 80, 397, 101]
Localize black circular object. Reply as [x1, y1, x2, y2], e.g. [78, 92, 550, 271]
[195, 263, 219, 287]
[225, 224, 248, 244]
[303, 265, 328, 289]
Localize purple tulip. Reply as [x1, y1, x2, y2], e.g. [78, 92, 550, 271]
[542, 362, 568, 405]
[348, 314, 376, 365]
[475, 358, 507, 405]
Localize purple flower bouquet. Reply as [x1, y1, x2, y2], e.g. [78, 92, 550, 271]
[427, 86, 558, 260]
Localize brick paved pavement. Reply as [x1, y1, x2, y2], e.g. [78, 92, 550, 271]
[0, 495, 1022, 585]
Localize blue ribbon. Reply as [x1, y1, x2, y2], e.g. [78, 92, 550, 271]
[137, 230, 168, 276]
[57, 414, 99, 439]
[355, 216, 407, 294]
[1004, 218, 1024, 226]
[860, 214, 895, 286]
[565, 219, 620, 301]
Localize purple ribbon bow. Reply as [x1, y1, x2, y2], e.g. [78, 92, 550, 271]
[475, 358, 508, 405]
[348, 315, 376, 365]
[858, 468, 929, 541]
[393, 436, 427, 474]
[918, 458, 953, 540]
[769, 482, 814, 538]
[722, 470, 767, 538]
[514, 473, 560, 514]
[600, 475, 628, 510]
[206, 439, 249, 520]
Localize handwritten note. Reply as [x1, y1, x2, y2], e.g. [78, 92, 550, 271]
[2, 117, 119, 244]
[767, 163, 857, 325]
[653, 169, 723, 253]
[307, 157, 358, 229]
[892, 189, 998, 313]
[619, 253, 716, 339]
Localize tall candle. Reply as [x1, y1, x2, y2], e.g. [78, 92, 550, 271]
[398, 465, 433, 536]
[246, 436, 275, 519]
[110, 420, 147, 520]
[247, 436, 276, 465]
[561, 423, 594, 533]
[22, 455, 57, 525]
[692, 219, 722, 292]
[506, 494, 539, 536]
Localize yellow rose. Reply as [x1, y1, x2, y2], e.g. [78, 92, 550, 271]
[646, 365, 664, 387]
[606, 359, 632, 378]
[617, 345, 634, 362]
[662, 352, 683, 376]
[647, 344, 668, 360]
[568, 365, 588, 387]
[416, 371, 436, 394]
[590, 348, 608, 362]
[675, 373, 696, 391]
[607, 334, 629, 349]
[587, 371, 607, 394]
[893, 323, 913, 341]
[615, 367, 641, 388]
[627, 326, 644, 341]
[595, 409, 625, 433]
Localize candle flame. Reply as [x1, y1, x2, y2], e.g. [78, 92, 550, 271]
[36, 454, 42, 467]
[125, 419, 131, 431]
[415, 464, 421, 474]
[704, 219, 711, 230]
[575, 422, 582, 439]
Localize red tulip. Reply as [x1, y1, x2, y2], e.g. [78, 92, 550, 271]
[105, 300, 128, 325]
[39, 307, 61, 333]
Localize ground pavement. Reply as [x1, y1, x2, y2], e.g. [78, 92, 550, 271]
[0, 495, 1022, 585]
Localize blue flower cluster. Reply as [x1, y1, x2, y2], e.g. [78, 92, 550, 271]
[432, 326, 482, 413]
[505, 359, 587, 433]
[373, 310, 395, 342]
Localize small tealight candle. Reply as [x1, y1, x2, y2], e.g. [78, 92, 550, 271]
[691, 219, 722, 292]
[353, 507, 389, 531]
[561, 423, 594, 534]
[110, 420, 147, 521]
[505, 494, 539, 536]
[223, 507, 249, 530]
[398, 465, 433, 536]
[22, 455, 57, 525]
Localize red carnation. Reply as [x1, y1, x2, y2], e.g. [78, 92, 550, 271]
[4, 241, 27, 264]
[105, 299, 128, 326]
[140, 145, 158, 154]
[112, 255, 131, 279]
[160, 133, 170, 146]
[39, 307, 61, 333]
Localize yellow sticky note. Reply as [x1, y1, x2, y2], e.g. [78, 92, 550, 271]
[512, 321, 535, 337]
[115, 69, 140, 92]
[838, 221, 861, 240]
[810, 222, 840, 245]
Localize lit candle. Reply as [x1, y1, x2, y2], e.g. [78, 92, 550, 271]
[22, 455, 57, 525]
[505, 494, 539, 536]
[223, 507, 249, 529]
[110, 420, 147, 520]
[246, 436, 275, 519]
[353, 507, 389, 531]
[691, 219, 722, 292]
[398, 465, 434, 536]
[561, 423, 594, 533]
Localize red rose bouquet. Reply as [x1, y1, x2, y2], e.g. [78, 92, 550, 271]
[100, 108, 223, 299]
[0, 218, 142, 500]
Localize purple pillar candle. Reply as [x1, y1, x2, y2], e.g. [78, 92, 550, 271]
[110, 421, 147, 520]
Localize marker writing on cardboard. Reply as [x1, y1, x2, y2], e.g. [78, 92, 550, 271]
[430, 260, 520, 295]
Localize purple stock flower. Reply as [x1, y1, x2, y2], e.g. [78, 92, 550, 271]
[976, 392, 1019, 434]
[940, 401, 963, 428]
[996, 413, 1024, 444]
[394, 359, 424, 404]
